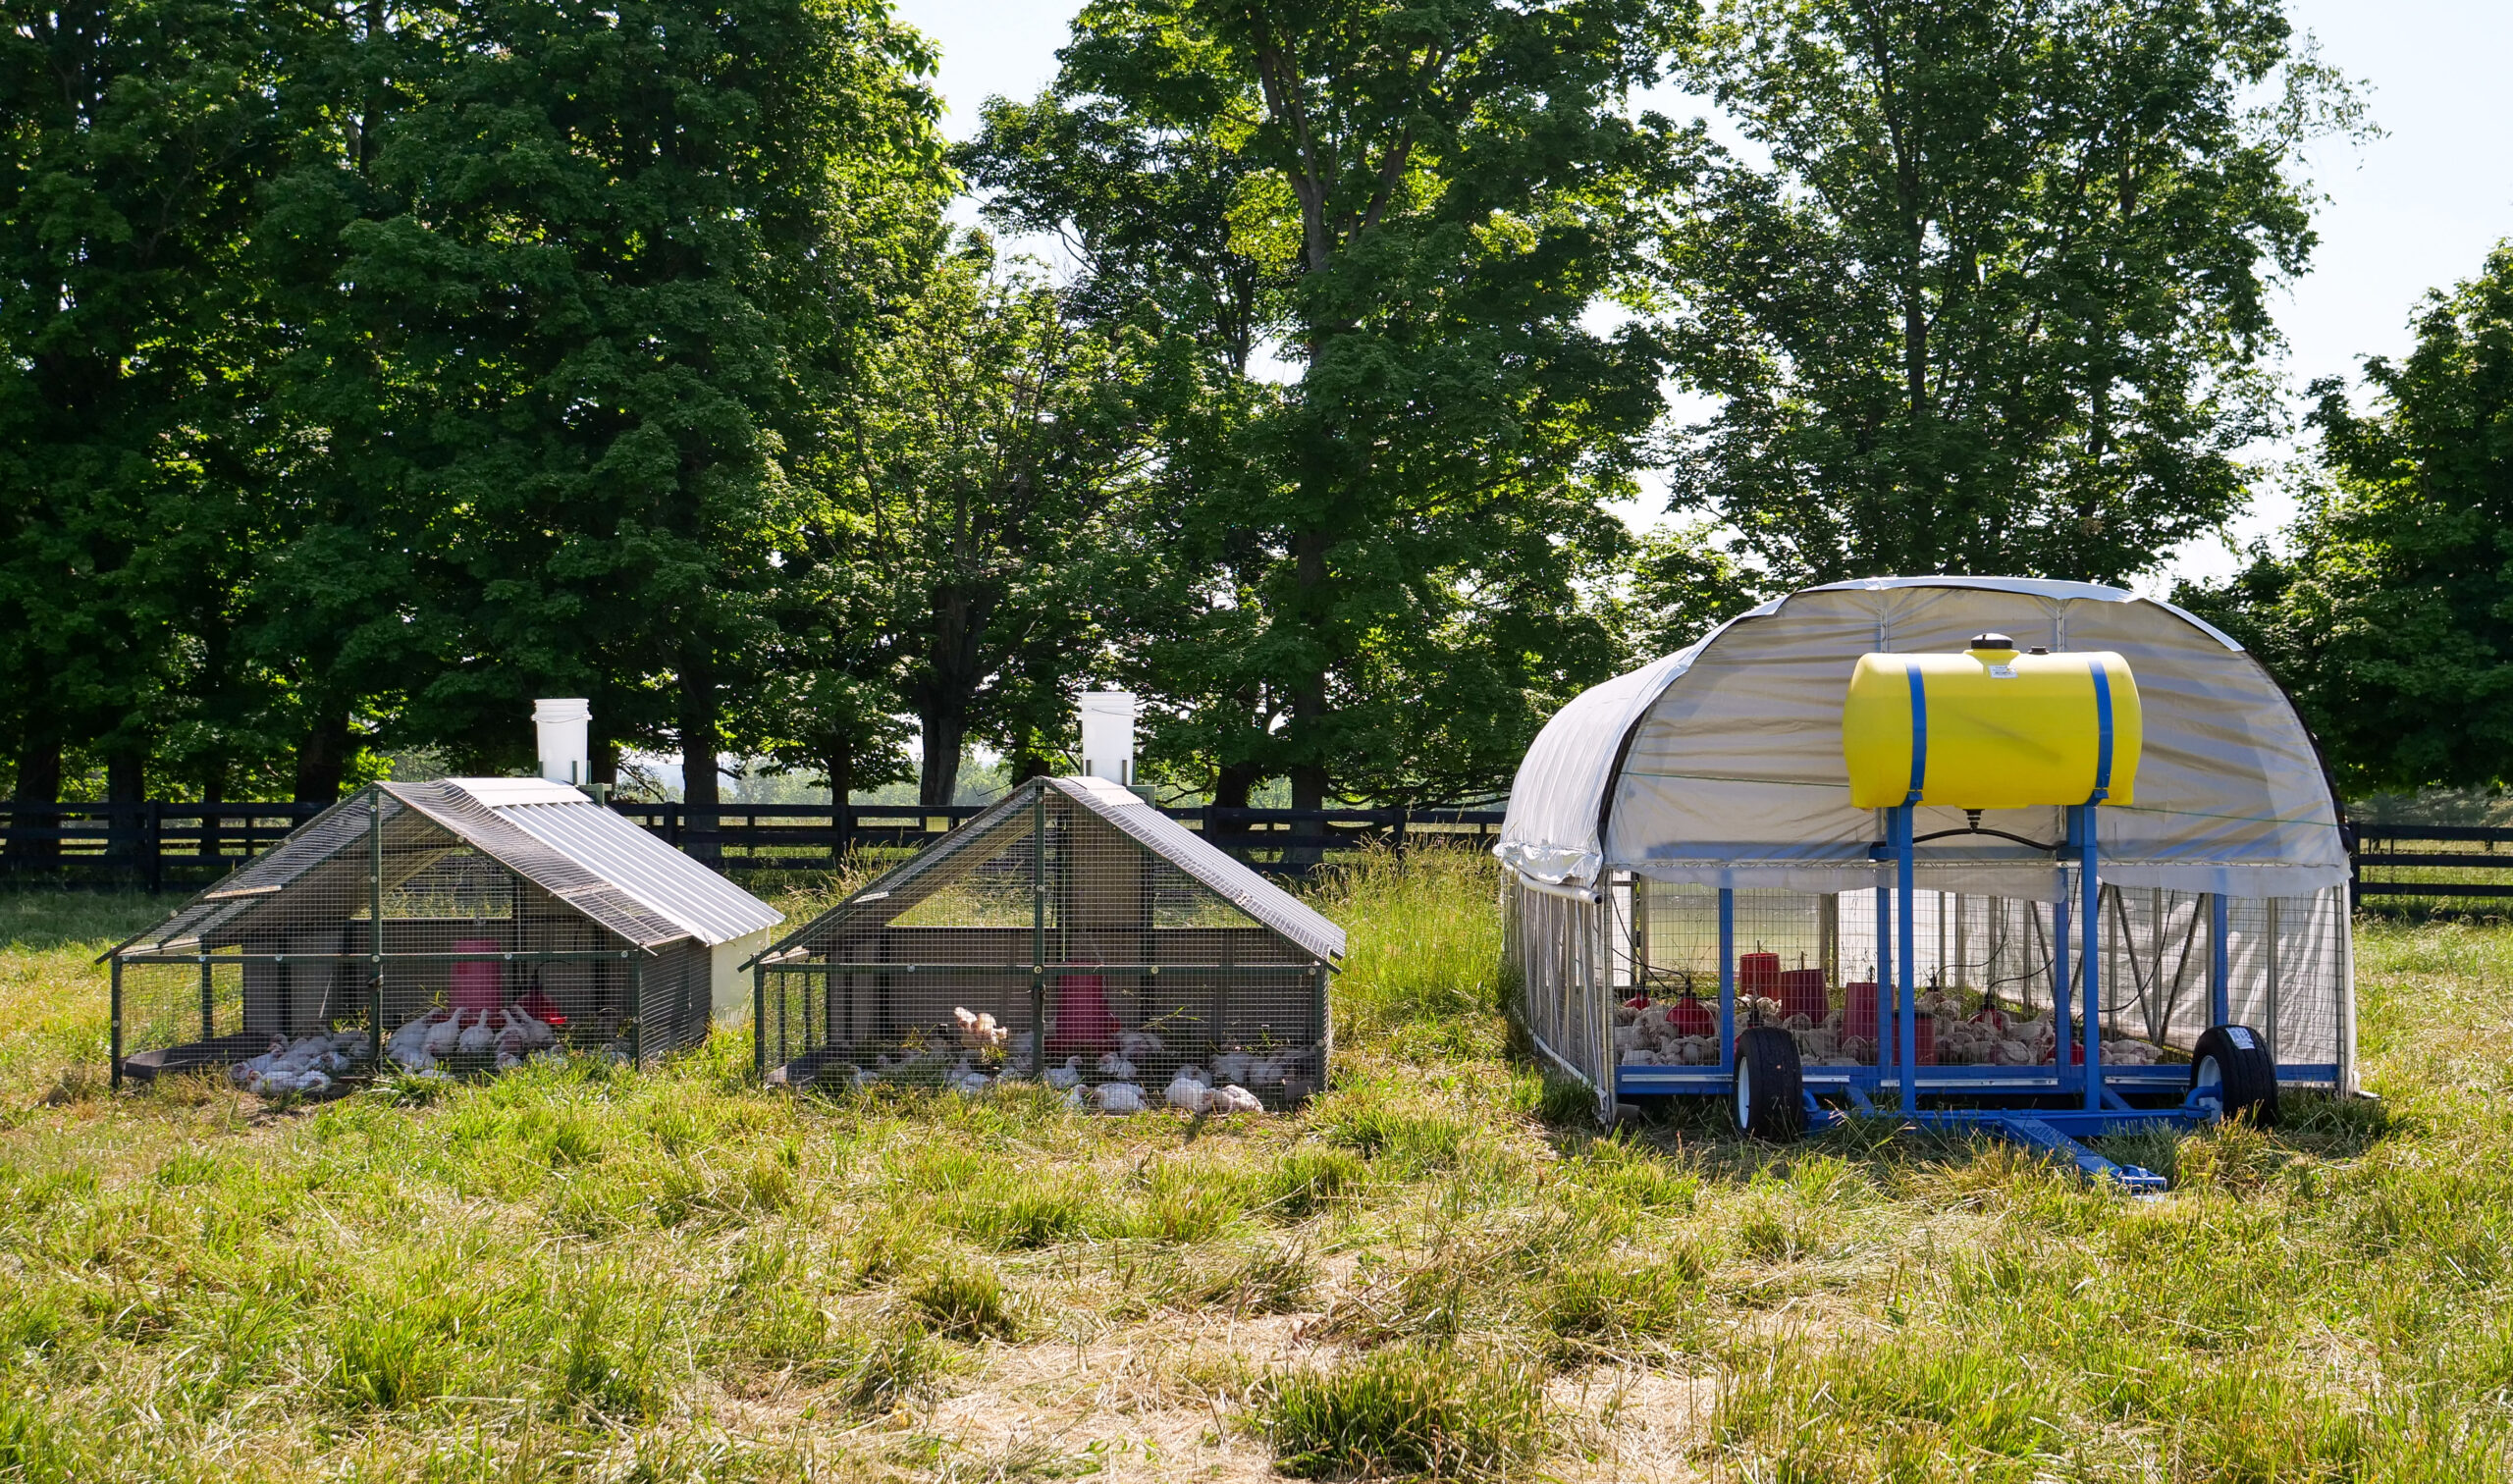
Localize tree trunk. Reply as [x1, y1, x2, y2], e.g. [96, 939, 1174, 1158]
[918, 583, 988, 808]
[294, 716, 351, 804]
[1213, 761, 1261, 811]
[919, 709, 966, 808]
[827, 750, 852, 869]
[8, 738, 61, 866]
[1288, 525, 1331, 864]
[199, 766, 224, 860]
[680, 647, 719, 861]
[107, 748, 145, 877]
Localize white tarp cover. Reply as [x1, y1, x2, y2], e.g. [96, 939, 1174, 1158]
[1498, 577, 2347, 900]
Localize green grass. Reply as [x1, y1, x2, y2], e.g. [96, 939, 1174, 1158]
[1, 860, 2511, 1478]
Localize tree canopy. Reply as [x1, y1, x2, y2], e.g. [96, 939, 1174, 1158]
[0, 0, 2415, 811]
[1657, 0, 2364, 587]
[2181, 243, 2513, 796]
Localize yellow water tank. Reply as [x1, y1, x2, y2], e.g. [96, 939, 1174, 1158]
[1843, 636, 2141, 810]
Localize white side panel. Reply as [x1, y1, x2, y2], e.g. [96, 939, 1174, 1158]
[714, 928, 774, 1021]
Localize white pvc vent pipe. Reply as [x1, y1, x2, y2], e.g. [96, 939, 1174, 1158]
[534, 698, 591, 786]
[1077, 690, 1137, 786]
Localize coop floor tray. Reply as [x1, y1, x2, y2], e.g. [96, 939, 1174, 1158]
[118, 1033, 302, 1084]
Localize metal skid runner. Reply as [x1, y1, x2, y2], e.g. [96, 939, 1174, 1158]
[1615, 636, 2277, 1191]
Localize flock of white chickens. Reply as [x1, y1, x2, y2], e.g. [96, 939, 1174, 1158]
[1614, 987, 2171, 1070]
[832, 1006, 1304, 1114]
[227, 1003, 568, 1096]
[383, 1003, 563, 1073]
[231, 1000, 1312, 1109]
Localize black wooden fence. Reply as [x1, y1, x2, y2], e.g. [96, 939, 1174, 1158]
[0, 798, 2495, 904]
[2350, 824, 2513, 908]
[0, 797, 1511, 890]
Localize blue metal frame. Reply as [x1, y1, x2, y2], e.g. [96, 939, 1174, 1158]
[1718, 887, 1737, 1077]
[2211, 892, 2230, 1028]
[1614, 655, 2264, 1192]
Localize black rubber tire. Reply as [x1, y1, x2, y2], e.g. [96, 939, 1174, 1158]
[2190, 1024, 2278, 1128]
[1733, 1026, 1805, 1141]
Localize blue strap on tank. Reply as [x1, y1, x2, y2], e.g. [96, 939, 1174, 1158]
[1904, 662, 1927, 804]
[2089, 660, 2113, 802]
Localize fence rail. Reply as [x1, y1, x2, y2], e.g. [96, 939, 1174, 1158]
[0, 797, 1510, 890]
[2351, 824, 2513, 907]
[6, 800, 2491, 904]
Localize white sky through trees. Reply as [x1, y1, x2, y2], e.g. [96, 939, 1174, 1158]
[901, 0, 2513, 592]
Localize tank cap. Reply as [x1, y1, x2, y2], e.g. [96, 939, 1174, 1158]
[1967, 632, 2015, 652]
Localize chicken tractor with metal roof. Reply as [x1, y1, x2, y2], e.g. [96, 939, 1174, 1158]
[107, 778, 781, 1093]
[750, 775, 1343, 1113]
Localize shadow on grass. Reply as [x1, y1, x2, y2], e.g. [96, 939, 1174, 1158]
[1527, 1070, 2399, 1196]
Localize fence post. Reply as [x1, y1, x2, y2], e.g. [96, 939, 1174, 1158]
[144, 800, 163, 895]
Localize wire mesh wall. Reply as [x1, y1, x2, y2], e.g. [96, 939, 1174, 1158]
[1508, 869, 2352, 1105]
[112, 790, 713, 1088]
[1501, 880, 1615, 1119]
[759, 784, 1332, 1107]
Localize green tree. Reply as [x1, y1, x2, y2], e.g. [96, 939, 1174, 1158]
[1660, 0, 2367, 586]
[975, 0, 1679, 810]
[1627, 524, 1761, 659]
[2179, 243, 2513, 795]
[964, 77, 1287, 806]
[0, 0, 293, 822]
[844, 239, 1150, 807]
[259, 0, 947, 801]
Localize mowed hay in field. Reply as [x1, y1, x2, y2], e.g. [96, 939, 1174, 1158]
[1, 858, 2511, 1480]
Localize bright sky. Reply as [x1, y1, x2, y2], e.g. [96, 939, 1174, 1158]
[899, 0, 2513, 594]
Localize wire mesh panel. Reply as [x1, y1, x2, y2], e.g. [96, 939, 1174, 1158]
[1504, 876, 1613, 1118]
[1512, 864, 2352, 1113]
[112, 785, 718, 1086]
[758, 781, 1333, 1107]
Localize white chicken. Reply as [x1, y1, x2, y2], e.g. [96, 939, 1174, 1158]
[231, 1033, 348, 1096]
[947, 1062, 992, 1095]
[1164, 1067, 1211, 1111]
[1208, 1084, 1263, 1115]
[1116, 1028, 1164, 1061]
[504, 1004, 558, 1050]
[1043, 1056, 1084, 1090]
[456, 1012, 497, 1056]
[386, 1013, 442, 1071]
[953, 1006, 1009, 1053]
[1212, 1049, 1253, 1086]
[1093, 1082, 1146, 1114]
[1096, 1051, 1137, 1082]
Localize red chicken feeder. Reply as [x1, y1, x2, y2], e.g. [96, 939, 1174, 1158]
[451, 937, 504, 1014]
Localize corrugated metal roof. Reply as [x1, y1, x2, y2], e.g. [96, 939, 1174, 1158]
[493, 799, 780, 945]
[1048, 777, 1346, 963]
[111, 780, 778, 960]
[753, 775, 1344, 967]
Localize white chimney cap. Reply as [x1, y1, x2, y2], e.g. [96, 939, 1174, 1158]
[1077, 690, 1137, 787]
[534, 698, 591, 786]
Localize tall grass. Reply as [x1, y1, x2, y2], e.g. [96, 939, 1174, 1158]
[1312, 844, 1509, 1054]
[0, 873, 2505, 1478]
